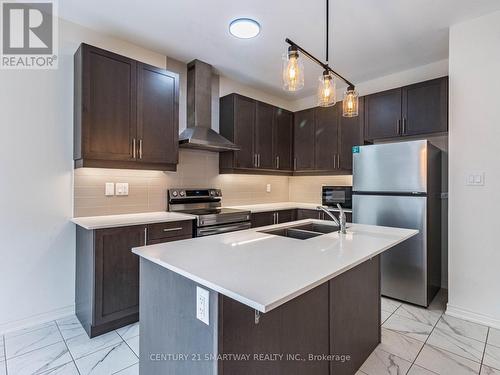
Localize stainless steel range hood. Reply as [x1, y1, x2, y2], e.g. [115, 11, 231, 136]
[179, 60, 239, 152]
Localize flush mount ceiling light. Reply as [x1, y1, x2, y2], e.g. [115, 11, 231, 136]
[282, 0, 359, 116]
[229, 18, 261, 39]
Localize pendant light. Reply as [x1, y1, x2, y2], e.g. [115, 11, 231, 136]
[318, 71, 336, 107]
[283, 0, 358, 117]
[343, 87, 359, 117]
[282, 46, 304, 91]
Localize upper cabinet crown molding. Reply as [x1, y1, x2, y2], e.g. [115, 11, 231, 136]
[74, 43, 179, 171]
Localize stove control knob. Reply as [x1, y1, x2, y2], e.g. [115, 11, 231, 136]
[210, 190, 215, 196]
[172, 191, 178, 197]
[179, 191, 185, 197]
[216, 190, 221, 196]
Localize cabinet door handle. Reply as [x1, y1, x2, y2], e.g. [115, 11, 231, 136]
[276, 156, 280, 169]
[258, 154, 261, 168]
[397, 119, 402, 135]
[163, 227, 183, 232]
[139, 139, 143, 159]
[132, 138, 137, 159]
[276, 212, 279, 224]
[337, 154, 340, 169]
[333, 154, 336, 169]
[144, 227, 148, 245]
[294, 158, 297, 171]
[403, 117, 407, 134]
[254, 154, 257, 167]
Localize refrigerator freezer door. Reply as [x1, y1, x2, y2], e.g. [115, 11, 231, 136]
[353, 194, 427, 306]
[353, 140, 428, 193]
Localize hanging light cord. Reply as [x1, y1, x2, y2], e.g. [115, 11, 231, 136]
[326, 0, 329, 64]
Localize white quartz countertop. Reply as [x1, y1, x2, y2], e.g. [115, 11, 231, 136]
[226, 202, 353, 213]
[71, 212, 196, 230]
[133, 220, 417, 313]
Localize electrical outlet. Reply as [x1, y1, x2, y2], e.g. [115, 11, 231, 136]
[116, 183, 129, 196]
[196, 286, 209, 325]
[266, 184, 271, 193]
[105, 183, 115, 196]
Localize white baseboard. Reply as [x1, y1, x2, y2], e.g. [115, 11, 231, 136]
[446, 303, 500, 330]
[0, 305, 75, 335]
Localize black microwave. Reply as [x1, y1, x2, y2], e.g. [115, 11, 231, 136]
[322, 186, 352, 209]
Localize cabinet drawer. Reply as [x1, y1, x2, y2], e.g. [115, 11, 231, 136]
[147, 234, 192, 245]
[147, 221, 193, 241]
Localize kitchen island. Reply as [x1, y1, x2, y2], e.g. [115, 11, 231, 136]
[133, 219, 417, 375]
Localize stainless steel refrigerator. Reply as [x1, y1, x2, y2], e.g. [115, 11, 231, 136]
[352, 140, 441, 306]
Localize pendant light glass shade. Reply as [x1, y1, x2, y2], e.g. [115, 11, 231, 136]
[282, 48, 304, 91]
[342, 88, 359, 117]
[317, 72, 336, 107]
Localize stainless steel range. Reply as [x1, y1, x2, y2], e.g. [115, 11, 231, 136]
[167, 188, 251, 237]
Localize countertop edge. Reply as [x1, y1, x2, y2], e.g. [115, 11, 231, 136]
[71, 212, 197, 230]
[133, 225, 417, 313]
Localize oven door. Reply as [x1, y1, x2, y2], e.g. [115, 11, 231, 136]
[196, 222, 252, 237]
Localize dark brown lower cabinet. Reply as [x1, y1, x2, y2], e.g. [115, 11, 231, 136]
[251, 209, 296, 228]
[140, 255, 380, 375]
[76, 220, 193, 337]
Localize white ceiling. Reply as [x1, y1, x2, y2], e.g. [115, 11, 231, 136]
[60, 0, 500, 100]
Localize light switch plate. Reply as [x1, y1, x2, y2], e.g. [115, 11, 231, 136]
[266, 184, 271, 193]
[196, 286, 209, 325]
[466, 173, 485, 186]
[105, 183, 115, 196]
[116, 183, 129, 196]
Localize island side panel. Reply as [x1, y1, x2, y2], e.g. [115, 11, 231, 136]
[139, 258, 219, 375]
[218, 283, 330, 375]
[330, 255, 381, 375]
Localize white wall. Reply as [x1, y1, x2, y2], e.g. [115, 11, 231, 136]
[447, 10, 500, 328]
[0, 18, 170, 333]
[291, 59, 449, 111]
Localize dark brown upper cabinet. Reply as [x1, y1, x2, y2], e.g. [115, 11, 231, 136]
[402, 77, 448, 136]
[315, 105, 339, 171]
[365, 88, 402, 140]
[339, 96, 365, 171]
[219, 93, 293, 174]
[365, 76, 448, 141]
[274, 108, 293, 171]
[294, 108, 316, 171]
[74, 43, 179, 171]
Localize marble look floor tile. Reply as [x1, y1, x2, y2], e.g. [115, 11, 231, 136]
[116, 322, 139, 341]
[414, 344, 481, 375]
[5, 322, 56, 339]
[395, 303, 442, 327]
[381, 297, 402, 314]
[6, 341, 72, 375]
[427, 327, 486, 362]
[75, 341, 138, 375]
[360, 347, 412, 375]
[483, 344, 500, 371]
[482, 365, 500, 375]
[438, 315, 488, 342]
[408, 364, 439, 374]
[383, 314, 434, 342]
[381, 310, 392, 325]
[378, 328, 424, 362]
[38, 361, 79, 374]
[56, 316, 86, 341]
[5, 324, 63, 359]
[125, 336, 139, 357]
[114, 363, 139, 375]
[66, 330, 123, 359]
[488, 328, 500, 348]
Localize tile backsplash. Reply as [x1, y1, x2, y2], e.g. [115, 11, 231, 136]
[74, 149, 292, 217]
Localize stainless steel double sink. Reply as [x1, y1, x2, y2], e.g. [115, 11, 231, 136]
[259, 222, 339, 240]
